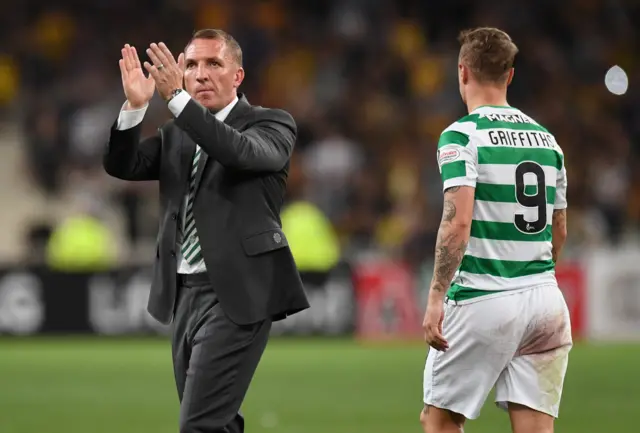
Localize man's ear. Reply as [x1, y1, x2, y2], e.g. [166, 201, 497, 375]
[234, 67, 245, 89]
[459, 63, 469, 85]
[506, 68, 514, 86]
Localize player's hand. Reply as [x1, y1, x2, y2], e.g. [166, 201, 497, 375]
[119, 44, 156, 110]
[144, 42, 185, 101]
[423, 301, 449, 352]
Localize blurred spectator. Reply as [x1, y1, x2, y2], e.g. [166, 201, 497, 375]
[301, 114, 363, 221]
[45, 191, 117, 272]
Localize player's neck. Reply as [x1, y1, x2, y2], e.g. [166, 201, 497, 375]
[465, 87, 509, 113]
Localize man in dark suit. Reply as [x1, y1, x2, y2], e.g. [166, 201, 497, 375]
[103, 29, 310, 433]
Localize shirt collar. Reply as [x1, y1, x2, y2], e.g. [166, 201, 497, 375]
[215, 96, 239, 122]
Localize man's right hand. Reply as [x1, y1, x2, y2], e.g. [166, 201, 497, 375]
[119, 44, 155, 110]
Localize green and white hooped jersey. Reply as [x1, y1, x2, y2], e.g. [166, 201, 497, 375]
[436, 105, 567, 301]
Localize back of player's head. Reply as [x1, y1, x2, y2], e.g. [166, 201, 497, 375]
[458, 27, 518, 85]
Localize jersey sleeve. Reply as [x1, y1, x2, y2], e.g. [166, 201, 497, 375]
[554, 156, 568, 210]
[436, 128, 478, 192]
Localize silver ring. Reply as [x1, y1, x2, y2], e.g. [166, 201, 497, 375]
[157, 64, 164, 70]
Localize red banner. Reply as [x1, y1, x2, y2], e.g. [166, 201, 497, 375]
[555, 262, 586, 340]
[352, 258, 587, 341]
[352, 258, 422, 340]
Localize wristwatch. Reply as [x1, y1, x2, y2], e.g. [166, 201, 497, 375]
[168, 88, 183, 102]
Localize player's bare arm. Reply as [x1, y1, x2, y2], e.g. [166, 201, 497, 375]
[551, 209, 567, 263]
[431, 186, 474, 293]
[422, 185, 475, 351]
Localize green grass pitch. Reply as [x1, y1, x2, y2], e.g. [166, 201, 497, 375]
[0, 338, 637, 432]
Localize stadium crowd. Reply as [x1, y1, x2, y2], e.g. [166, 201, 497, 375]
[0, 0, 638, 269]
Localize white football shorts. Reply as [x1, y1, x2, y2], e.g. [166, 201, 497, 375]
[423, 284, 572, 420]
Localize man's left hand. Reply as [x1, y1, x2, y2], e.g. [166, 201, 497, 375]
[144, 42, 185, 101]
[423, 298, 449, 352]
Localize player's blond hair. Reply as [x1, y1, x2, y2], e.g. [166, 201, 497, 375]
[458, 27, 519, 84]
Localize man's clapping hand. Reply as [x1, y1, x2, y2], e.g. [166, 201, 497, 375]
[144, 42, 185, 101]
[119, 44, 156, 110]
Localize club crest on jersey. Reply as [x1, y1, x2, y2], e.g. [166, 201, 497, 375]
[438, 148, 460, 165]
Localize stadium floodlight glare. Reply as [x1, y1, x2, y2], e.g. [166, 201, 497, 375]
[605, 65, 629, 95]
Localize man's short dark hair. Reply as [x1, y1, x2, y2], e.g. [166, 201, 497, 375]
[458, 27, 518, 84]
[185, 29, 243, 67]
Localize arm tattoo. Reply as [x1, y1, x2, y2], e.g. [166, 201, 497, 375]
[442, 186, 461, 223]
[431, 194, 468, 292]
[442, 199, 457, 222]
[432, 230, 468, 292]
[551, 209, 567, 263]
[552, 208, 566, 228]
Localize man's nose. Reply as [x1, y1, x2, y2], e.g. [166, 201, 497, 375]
[195, 64, 208, 82]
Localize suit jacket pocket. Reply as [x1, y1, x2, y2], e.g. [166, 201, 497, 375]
[242, 228, 289, 256]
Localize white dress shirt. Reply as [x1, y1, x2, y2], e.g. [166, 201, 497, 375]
[116, 92, 239, 274]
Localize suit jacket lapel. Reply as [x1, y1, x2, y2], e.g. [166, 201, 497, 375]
[192, 94, 252, 196]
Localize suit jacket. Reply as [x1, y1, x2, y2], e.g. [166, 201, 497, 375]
[103, 93, 310, 325]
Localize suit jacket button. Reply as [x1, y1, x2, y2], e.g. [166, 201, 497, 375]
[170, 250, 176, 257]
[171, 213, 177, 220]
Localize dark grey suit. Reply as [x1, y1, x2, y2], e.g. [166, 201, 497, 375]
[103, 93, 310, 432]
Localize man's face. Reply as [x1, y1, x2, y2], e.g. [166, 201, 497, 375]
[183, 38, 244, 111]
